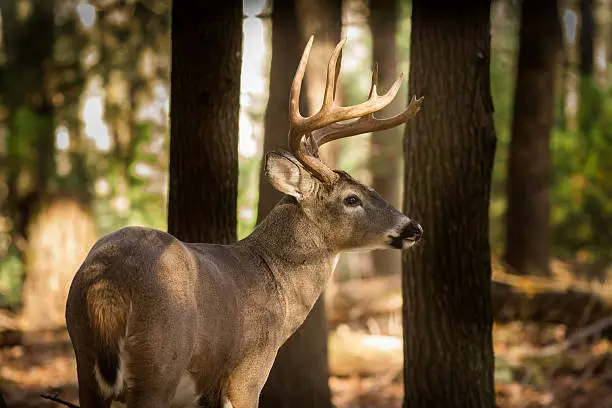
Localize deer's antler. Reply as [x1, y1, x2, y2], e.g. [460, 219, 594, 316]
[288, 35, 424, 184]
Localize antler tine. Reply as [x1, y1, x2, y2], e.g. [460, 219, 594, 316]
[288, 35, 340, 185]
[287, 37, 423, 185]
[289, 35, 314, 126]
[369, 63, 379, 99]
[323, 38, 346, 108]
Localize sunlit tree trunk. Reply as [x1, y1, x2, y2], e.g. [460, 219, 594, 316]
[403, 1, 497, 406]
[504, 0, 562, 277]
[258, 2, 335, 406]
[21, 193, 98, 332]
[368, 0, 402, 276]
[167, 0, 242, 244]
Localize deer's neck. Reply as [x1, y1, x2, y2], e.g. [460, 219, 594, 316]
[239, 196, 336, 337]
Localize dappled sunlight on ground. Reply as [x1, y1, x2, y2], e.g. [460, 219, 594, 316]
[1, 322, 611, 408]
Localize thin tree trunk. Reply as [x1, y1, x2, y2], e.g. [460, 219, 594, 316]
[368, 0, 402, 276]
[578, 0, 597, 136]
[504, 0, 562, 277]
[258, 2, 335, 407]
[403, 1, 497, 406]
[579, 0, 595, 77]
[256, 0, 305, 223]
[167, 0, 242, 244]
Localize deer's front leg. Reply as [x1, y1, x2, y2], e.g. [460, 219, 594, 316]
[226, 351, 277, 408]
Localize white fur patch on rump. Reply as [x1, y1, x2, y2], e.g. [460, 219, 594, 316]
[171, 373, 201, 408]
[94, 354, 125, 398]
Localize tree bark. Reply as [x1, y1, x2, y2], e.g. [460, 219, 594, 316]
[167, 0, 242, 244]
[368, 0, 402, 276]
[258, 2, 334, 407]
[579, 0, 595, 77]
[402, 2, 496, 407]
[256, 0, 306, 223]
[504, 0, 562, 276]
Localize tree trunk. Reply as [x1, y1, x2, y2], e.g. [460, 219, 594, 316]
[20, 193, 98, 332]
[402, 2, 497, 407]
[1, 0, 57, 233]
[256, 0, 306, 223]
[296, 0, 343, 168]
[368, 0, 402, 276]
[504, 0, 562, 277]
[1, 0, 85, 334]
[167, 0, 242, 244]
[577, 0, 599, 136]
[579, 0, 595, 77]
[258, 2, 334, 407]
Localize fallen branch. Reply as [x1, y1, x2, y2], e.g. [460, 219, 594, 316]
[511, 314, 612, 360]
[40, 393, 80, 408]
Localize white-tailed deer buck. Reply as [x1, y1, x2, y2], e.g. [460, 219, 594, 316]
[66, 36, 423, 408]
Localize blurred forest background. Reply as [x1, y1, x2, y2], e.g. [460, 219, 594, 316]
[0, 0, 612, 407]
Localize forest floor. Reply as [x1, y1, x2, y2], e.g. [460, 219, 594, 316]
[1, 322, 611, 408]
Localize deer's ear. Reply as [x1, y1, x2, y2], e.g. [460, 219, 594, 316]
[264, 151, 317, 200]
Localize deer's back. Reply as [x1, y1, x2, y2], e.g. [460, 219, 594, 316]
[66, 226, 286, 397]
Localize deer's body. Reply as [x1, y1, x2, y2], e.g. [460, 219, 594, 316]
[67, 37, 423, 408]
[67, 196, 341, 408]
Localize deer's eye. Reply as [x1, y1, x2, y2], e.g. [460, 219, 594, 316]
[343, 194, 362, 207]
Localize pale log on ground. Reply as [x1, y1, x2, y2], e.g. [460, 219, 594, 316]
[328, 329, 403, 377]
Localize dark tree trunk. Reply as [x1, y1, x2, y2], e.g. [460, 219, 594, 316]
[258, 2, 334, 407]
[1, 0, 56, 221]
[368, 0, 402, 276]
[579, 0, 595, 77]
[260, 299, 331, 408]
[256, 0, 306, 223]
[1, 0, 88, 333]
[504, 0, 562, 277]
[167, 0, 242, 244]
[402, 2, 496, 407]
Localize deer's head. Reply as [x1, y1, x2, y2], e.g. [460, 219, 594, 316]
[265, 36, 424, 252]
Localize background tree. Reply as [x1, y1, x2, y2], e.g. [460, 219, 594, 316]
[402, 1, 497, 406]
[167, 0, 242, 243]
[504, 0, 562, 277]
[579, 0, 595, 79]
[1, 0, 99, 332]
[256, 0, 305, 221]
[296, 0, 343, 168]
[259, 1, 337, 406]
[368, 0, 402, 276]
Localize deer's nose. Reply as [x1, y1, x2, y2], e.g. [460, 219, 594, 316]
[401, 220, 423, 242]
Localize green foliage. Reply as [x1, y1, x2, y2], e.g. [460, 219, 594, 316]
[0, 247, 23, 309]
[550, 82, 612, 262]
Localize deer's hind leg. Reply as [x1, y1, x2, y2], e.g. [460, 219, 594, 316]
[74, 354, 113, 408]
[122, 306, 198, 408]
